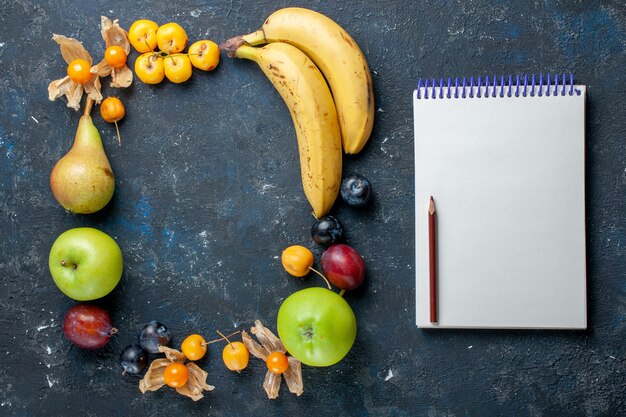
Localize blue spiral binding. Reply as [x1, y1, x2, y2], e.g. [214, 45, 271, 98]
[415, 73, 581, 99]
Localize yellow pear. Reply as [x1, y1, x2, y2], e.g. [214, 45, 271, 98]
[50, 115, 115, 214]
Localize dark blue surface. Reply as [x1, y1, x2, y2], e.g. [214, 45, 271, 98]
[1, 1, 625, 416]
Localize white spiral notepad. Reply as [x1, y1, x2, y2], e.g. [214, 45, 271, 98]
[414, 74, 587, 329]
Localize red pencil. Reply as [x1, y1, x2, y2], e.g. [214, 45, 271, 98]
[429, 196, 438, 323]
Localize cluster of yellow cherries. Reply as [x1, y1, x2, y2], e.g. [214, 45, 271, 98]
[129, 20, 220, 84]
[63, 20, 221, 144]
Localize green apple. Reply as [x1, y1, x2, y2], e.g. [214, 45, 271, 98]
[49, 227, 123, 301]
[277, 287, 356, 367]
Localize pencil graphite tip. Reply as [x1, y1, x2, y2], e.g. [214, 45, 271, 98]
[429, 196, 436, 214]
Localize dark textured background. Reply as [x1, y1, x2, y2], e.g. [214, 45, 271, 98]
[1, 0, 625, 416]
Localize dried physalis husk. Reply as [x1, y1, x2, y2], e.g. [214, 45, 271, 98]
[242, 320, 303, 399]
[176, 363, 214, 401]
[139, 346, 215, 401]
[283, 357, 303, 395]
[138, 358, 170, 393]
[47, 34, 102, 110]
[92, 16, 132, 88]
[161, 346, 186, 362]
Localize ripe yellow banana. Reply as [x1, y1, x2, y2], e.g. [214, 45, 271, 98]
[240, 7, 374, 154]
[232, 43, 342, 218]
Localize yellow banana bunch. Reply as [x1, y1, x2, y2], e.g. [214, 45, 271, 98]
[232, 43, 342, 218]
[222, 7, 374, 217]
[240, 7, 374, 155]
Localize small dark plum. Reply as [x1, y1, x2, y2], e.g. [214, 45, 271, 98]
[311, 215, 344, 245]
[340, 174, 372, 207]
[120, 344, 148, 375]
[139, 321, 171, 353]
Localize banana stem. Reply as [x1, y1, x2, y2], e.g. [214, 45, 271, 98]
[219, 32, 268, 58]
[232, 44, 261, 61]
[241, 29, 267, 46]
[219, 35, 245, 57]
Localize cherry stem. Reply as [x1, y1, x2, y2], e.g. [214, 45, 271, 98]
[83, 97, 94, 116]
[114, 121, 121, 146]
[158, 51, 202, 58]
[216, 330, 237, 351]
[309, 267, 331, 290]
[203, 330, 240, 346]
[339, 289, 346, 297]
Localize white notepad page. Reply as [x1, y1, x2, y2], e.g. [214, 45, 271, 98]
[414, 83, 587, 329]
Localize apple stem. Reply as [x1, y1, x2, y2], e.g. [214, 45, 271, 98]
[309, 267, 331, 290]
[339, 289, 346, 297]
[109, 327, 119, 336]
[203, 330, 240, 346]
[60, 260, 77, 270]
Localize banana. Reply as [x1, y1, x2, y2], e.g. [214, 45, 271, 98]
[239, 7, 374, 154]
[232, 42, 342, 218]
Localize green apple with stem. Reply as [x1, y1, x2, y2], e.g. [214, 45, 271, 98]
[277, 287, 357, 367]
[49, 227, 123, 301]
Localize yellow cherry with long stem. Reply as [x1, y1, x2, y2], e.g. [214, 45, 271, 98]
[281, 245, 331, 289]
[100, 97, 125, 146]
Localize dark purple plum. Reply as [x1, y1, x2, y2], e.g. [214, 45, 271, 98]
[312, 215, 344, 245]
[139, 321, 171, 353]
[120, 344, 148, 375]
[340, 174, 372, 207]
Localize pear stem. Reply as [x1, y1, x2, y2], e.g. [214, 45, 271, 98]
[309, 267, 331, 290]
[83, 97, 94, 116]
[339, 289, 346, 297]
